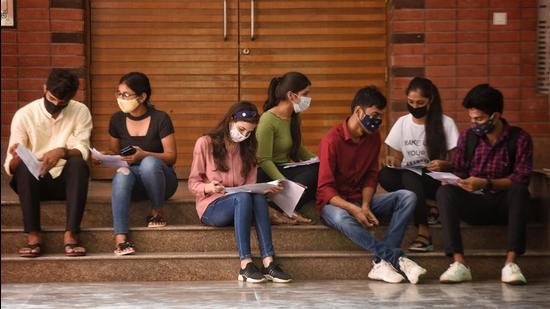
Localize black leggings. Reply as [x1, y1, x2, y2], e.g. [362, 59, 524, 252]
[378, 166, 440, 226]
[10, 157, 90, 233]
[257, 163, 319, 211]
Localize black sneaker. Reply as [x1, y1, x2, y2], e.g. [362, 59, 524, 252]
[238, 262, 266, 283]
[262, 262, 292, 283]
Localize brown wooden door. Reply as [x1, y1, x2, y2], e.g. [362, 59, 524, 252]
[89, 0, 387, 179]
[90, 0, 239, 178]
[238, 0, 387, 152]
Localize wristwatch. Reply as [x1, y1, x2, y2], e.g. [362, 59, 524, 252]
[481, 178, 493, 193]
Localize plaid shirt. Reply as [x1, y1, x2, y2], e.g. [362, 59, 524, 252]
[453, 119, 533, 185]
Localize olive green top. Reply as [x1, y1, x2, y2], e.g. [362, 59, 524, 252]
[255, 111, 316, 180]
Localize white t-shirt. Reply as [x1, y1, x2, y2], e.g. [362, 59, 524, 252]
[385, 114, 459, 167]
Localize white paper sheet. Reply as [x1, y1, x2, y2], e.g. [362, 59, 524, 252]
[15, 144, 41, 180]
[386, 164, 423, 175]
[225, 179, 306, 217]
[268, 179, 306, 217]
[225, 180, 281, 194]
[426, 171, 483, 194]
[280, 156, 320, 169]
[90, 148, 128, 168]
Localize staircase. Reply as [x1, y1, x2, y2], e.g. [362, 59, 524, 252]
[2, 176, 549, 283]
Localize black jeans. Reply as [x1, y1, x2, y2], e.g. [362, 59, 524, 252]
[10, 157, 90, 233]
[257, 163, 319, 210]
[378, 166, 440, 226]
[436, 184, 529, 256]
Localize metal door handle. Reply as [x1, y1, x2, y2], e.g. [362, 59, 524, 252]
[223, 0, 228, 40]
[250, 0, 255, 40]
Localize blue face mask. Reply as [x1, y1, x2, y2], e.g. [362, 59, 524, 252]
[472, 114, 495, 136]
[359, 112, 382, 132]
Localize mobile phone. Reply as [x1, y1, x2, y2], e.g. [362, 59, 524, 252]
[120, 145, 136, 156]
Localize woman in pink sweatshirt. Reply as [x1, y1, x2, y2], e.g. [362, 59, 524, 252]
[188, 101, 292, 283]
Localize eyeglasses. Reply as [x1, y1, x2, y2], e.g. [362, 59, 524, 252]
[115, 91, 138, 100]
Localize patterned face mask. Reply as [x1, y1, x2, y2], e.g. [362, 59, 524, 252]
[471, 113, 495, 136]
[358, 110, 382, 132]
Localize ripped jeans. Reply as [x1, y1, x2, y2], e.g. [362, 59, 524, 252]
[111, 156, 178, 235]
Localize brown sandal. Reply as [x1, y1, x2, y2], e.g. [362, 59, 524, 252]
[268, 208, 297, 225]
[408, 234, 433, 252]
[64, 243, 86, 257]
[291, 212, 312, 224]
[19, 243, 41, 258]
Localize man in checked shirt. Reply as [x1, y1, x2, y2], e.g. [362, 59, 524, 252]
[436, 84, 533, 285]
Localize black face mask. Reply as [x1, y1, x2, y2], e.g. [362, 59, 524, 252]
[44, 96, 68, 115]
[407, 104, 428, 119]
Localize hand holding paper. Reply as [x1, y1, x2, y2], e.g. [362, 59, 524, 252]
[90, 148, 128, 168]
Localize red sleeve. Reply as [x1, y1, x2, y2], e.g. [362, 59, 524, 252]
[362, 132, 381, 189]
[316, 134, 340, 209]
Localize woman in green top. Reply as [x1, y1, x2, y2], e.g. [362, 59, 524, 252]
[256, 72, 319, 224]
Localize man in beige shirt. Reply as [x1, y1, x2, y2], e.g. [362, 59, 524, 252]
[4, 69, 93, 257]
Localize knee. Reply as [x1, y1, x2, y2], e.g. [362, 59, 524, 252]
[139, 156, 163, 174]
[113, 167, 134, 186]
[66, 157, 89, 176]
[507, 183, 529, 195]
[396, 189, 417, 207]
[234, 192, 253, 207]
[436, 185, 457, 201]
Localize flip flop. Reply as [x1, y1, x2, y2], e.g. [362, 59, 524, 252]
[19, 243, 41, 258]
[64, 243, 87, 257]
[291, 212, 312, 224]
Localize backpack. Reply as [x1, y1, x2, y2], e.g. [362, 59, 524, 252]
[465, 126, 521, 175]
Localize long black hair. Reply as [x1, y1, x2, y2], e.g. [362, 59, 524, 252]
[406, 77, 447, 160]
[119, 72, 154, 108]
[207, 101, 260, 178]
[263, 72, 311, 161]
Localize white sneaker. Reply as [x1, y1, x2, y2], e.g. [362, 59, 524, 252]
[501, 263, 527, 285]
[368, 260, 405, 284]
[440, 261, 472, 283]
[398, 256, 427, 284]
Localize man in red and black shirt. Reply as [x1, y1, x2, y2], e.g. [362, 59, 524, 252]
[437, 84, 533, 285]
[317, 86, 427, 284]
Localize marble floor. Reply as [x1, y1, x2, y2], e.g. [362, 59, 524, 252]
[1, 280, 549, 309]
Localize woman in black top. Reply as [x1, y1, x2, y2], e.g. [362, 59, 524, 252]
[101, 72, 178, 256]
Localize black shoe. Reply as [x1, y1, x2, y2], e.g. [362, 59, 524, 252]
[238, 262, 266, 283]
[262, 262, 292, 283]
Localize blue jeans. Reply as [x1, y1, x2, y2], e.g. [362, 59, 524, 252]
[201, 192, 275, 260]
[321, 189, 416, 269]
[112, 156, 178, 235]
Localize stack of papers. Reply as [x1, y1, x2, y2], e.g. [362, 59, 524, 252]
[225, 179, 306, 217]
[426, 172, 483, 194]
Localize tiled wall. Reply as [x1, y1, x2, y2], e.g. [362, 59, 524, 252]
[1, 0, 86, 138]
[389, 0, 550, 168]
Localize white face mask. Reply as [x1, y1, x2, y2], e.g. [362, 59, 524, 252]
[117, 98, 140, 113]
[292, 95, 311, 113]
[229, 123, 250, 143]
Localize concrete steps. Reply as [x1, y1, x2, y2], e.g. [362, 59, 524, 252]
[2, 179, 549, 283]
[1, 224, 548, 255]
[2, 250, 549, 283]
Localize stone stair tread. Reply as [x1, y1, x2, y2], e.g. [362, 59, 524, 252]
[1, 223, 546, 232]
[3, 249, 550, 261]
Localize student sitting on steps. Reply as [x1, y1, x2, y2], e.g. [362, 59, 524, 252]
[189, 101, 292, 283]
